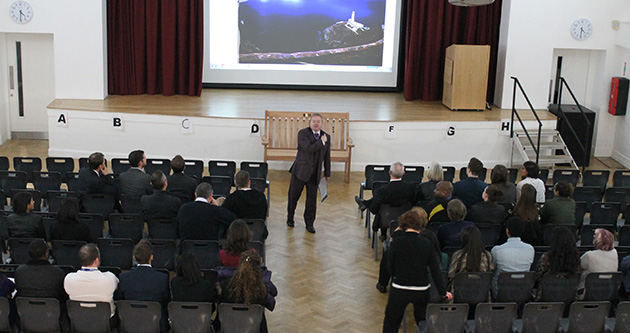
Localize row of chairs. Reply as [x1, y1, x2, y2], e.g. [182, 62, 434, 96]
[2, 298, 262, 333]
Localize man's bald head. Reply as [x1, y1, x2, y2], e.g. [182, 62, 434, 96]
[435, 181, 453, 198]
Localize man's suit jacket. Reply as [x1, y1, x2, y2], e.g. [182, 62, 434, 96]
[176, 200, 237, 240]
[453, 177, 488, 209]
[289, 127, 331, 183]
[367, 180, 418, 214]
[117, 266, 170, 331]
[77, 167, 117, 196]
[141, 190, 182, 221]
[167, 172, 198, 202]
[119, 168, 153, 196]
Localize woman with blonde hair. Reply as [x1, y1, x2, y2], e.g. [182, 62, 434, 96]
[419, 162, 443, 201]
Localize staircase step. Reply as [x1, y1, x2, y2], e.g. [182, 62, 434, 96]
[520, 141, 565, 149]
[513, 129, 558, 137]
[525, 155, 574, 164]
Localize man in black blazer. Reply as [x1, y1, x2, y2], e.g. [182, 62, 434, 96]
[116, 240, 170, 332]
[166, 155, 197, 202]
[286, 113, 331, 234]
[176, 182, 237, 240]
[141, 170, 182, 221]
[78, 152, 117, 196]
[119, 150, 153, 196]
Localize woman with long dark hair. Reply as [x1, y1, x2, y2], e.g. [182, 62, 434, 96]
[490, 164, 517, 203]
[171, 253, 217, 302]
[511, 184, 540, 245]
[7, 192, 45, 239]
[467, 185, 508, 225]
[50, 198, 91, 242]
[534, 226, 580, 300]
[219, 220, 255, 267]
[448, 225, 494, 283]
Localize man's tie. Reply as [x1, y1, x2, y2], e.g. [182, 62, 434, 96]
[314, 133, 320, 140]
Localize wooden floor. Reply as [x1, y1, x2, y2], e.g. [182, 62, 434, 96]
[1, 139, 627, 332]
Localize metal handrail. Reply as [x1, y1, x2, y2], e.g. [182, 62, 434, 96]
[556, 77, 591, 166]
[511, 77, 543, 165]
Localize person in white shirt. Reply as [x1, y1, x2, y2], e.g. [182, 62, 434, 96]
[516, 161, 546, 203]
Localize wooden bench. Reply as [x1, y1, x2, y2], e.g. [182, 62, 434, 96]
[262, 110, 354, 183]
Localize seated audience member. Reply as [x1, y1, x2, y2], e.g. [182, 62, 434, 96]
[467, 185, 508, 225]
[177, 183, 237, 241]
[419, 162, 443, 202]
[117, 240, 170, 332]
[580, 228, 618, 294]
[420, 229, 448, 272]
[490, 164, 517, 204]
[141, 170, 182, 221]
[426, 181, 453, 224]
[448, 225, 494, 290]
[78, 152, 117, 196]
[534, 226, 580, 300]
[220, 251, 278, 333]
[64, 244, 119, 323]
[6, 192, 46, 239]
[436, 199, 473, 249]
[15, 239, 67, 301]
[516, 161, 546, 203]
[167, 155, 197, 202]
[382, 210, 452, 332]
[223, 170, 268, 220]
[452, 157, 487, 209]
[171, 253, 217, 302]
[620, 253, 630, 300]
[119, 150, 152, 196]
[220, 220, 256, 267]
[490, 217, 535, 296]
[511, 184, 541, 245]
[540, 181, 575, 225]
[355, 162, 418, 237]
[50, 197, 91, 243]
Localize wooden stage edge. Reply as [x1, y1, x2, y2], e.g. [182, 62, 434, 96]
[48, 89, 557, 123]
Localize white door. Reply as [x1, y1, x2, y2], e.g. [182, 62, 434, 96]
[6, 33, 55, 137]
[550, 49, 602, 106]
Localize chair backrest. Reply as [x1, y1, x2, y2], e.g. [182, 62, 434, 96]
[111, 158, 131, 175]
[402, 165, 424, 184]
[80, 193, 116, 219]
[452, 272, 493, 305]
[580, 224, 616, 246]
[613, 170, 630, 188]
[0, 264, 19, 279]
[424, 304, 468, 333]
[66, 300, 111, 333]
[520, 302, 564, 333]
[574, 201, 587, 228]
[507, 168, 519, 184]
[474, 302, 517, 333]
[13, 157, 42, 182]
[573, 186, 603, 212]
[218, 303, 264, 333]
[108, 213, 145, 244]
[46, 157, 75, 183]
[538, 169, 550, 184]
[200, 176, 232, 197]
[378, 204, 411, 229]
[78, 158, 89, 170]
[149, 239, 176, 271]
[590, 202, 621, 225]
[9, 238, 42, 264]
[10, 188, 42, 211]
[249, 178, 267, 193]
[552, 169, 580, 186]
[459, 167, 487, 182]
[616, 302, 630, 333]
[99, 266, 122, 278]
[476, 223, 502, 247]
[248, 241, 265, 265]
[240, 161, 268, 181]
[566, 301, 610, 333]
[582, 272, 622, 302]
[0, 157, 8, 171]
[52, 240, 87, 270]
[442, 166, 456, 182]
[79, 213, 105, 242]
[582, 170, 610, 192]
[539, 273, 579, 304]
[542, 224, 577, 246]
[240, 218, 266, 242]
[181, 240, 221, 269]
[32, 171, 62, 195]
[621, 226, 630, 247]
[117, 300, 161, 333]
[120, 194, 143, 215]
[495, 271, 536, 304]
[16, 297, 61, 333]
[208, 160, 236, 185]
[605, 187, 630, 210]
[144, 159, 171, 177]
[182, 159, 204, 181]
[147, 218, 177, 240]
[46, 190, 79, 213]
[168, 302, 214, 333]
[0, 297, 11, 332]
[545, 185, 555, 201]
[65, 172, 81, 192]
[363, 165, 390, 190]
[97, 238, 134, 270]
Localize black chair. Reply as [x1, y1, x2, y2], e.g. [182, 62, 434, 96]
[181, 240, 221, 269]
[0, 189, 4, 208]
[46, 157, 75, 183]
[168, 302, 214, 333]
[0, 264, 19, 278]
[419, 304, 468, 333]
[582, 272, 622, 302]
[111, 158, 131, 175]
[55, 265, 76, 276]
[512, 302, 564, 333]
[539, 273, 579, 305]
[572, 186, 602, 212]
[0, 297, 10, 332]
[621, 226, 630, 247]
[545, 185, 555, 201]
[200, 176, 232, 197]
[562, 301, 610, 333]
[459, 167, 487, 182]
[144, 159, 171, 177]
[402, 165, 424, 184]
[249, 177, 267, 193]
[46, 190, 79, 213]
[147, 218, 177, 240]
[32, 171, 62, 197]
[442, 166, 456, 182]
[469, 302, 517, 333]
[218, 303, 264, 333]
[477, 223, 502, 247]
[208, 160, 236, 185]
[582, 170, 610, 193]
[66, 300, 111, 333]
[10, 189, 42, 211]
[97, 238, 134, 270]
[182, 159, 204, 182]
[99, 266, 122, 278]
[552, 169, 580, 186]
[542, 224, 577, 246]
[78, 158, 89, 170]
[13, 157, 42, 182]
[605, 187, 630, 210]
[589, 202, 621, 225]
[248, 241, 265, 265]
[240, 161, 268, 180]
[0, 157, 8, 171]
[373, 204, 410, 260]
[365, 180, 387, 237]
[453, 272, 493, 306]
[613, 170, 630, 188]
[120, 194, 142, 215]
[108, 213, 145, 244]
[117, 300, 161, 333]
[16, 297, 61, 333]
[240, 218, 267, 242]
[0, 170, 28, 193]
[150, 239, 176, 271]
[580, 225, 616, 246]
[65, 172, 81, 192]
[359, 165, 390, 218]
[495, 271, 535, 305]
[507, 168, 519, 184]
[574, 201, 587, 228]
[81, 193, 116, 219]
[79, 213, 105, 242]
[539, 169, 550, 184]
[614, 302, 630, 333]
[8, 238, 42, 264]
[52, 240, 86, 270]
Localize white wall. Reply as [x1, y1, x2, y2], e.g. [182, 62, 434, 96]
[0, 34, 9, 144]
[495, 0, 630, 160]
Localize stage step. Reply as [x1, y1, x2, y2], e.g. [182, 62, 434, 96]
[510, 128, 579, 170]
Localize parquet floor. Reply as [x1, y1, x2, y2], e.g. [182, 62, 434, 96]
[0, 139, 628, 332]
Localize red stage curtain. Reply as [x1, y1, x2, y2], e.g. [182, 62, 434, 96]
[403, 0, 503, 102]
[107, 0, 203, 96]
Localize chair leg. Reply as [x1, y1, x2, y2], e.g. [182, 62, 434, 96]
[344, 161, 350, 183]
[359, 185, 365, 219]
[366, 211, 371, 239]
[374, 231, 379, 261]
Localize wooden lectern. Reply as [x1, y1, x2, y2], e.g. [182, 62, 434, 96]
[442, 44, 490, 111]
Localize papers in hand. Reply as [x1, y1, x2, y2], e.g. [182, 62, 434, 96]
[318, 178, 329, 202]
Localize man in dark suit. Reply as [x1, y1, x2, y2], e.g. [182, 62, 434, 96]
[119, 150, 153, 196]
[78, 152, 117, 196]
[223, 170, 268, 220]
[167, 154, 197, 203]
[453, 157, 487, 209]
[176, 182, 237, 240]
[286, 113, 331, 234]
[116, 240, 170, 332]
[141, 170, 182, 221]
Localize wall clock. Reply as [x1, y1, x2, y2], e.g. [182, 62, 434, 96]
[9, 1, 33, 24]
[570, 18, 592, 41]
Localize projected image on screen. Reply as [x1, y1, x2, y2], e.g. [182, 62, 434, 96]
[238, 0, 385, 66]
